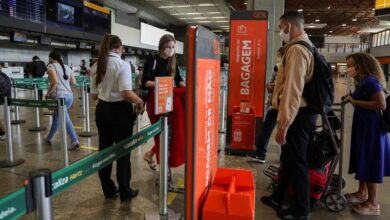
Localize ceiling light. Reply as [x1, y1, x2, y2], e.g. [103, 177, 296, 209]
[372, 8, 376, 11]
[298, 8, 303, 12]
[215, 20, 229, 23]
[207, 12, 221, 14]
[244, 2, 247, 5]
[342, 23, 347, 27]
[329, 30, 333, 33]
[315, 18, 320, 22]
[159, 5, 191, 8]
[179, 17, 191, 20]
[187, 13, 201, 15]
[307, 25, 316, 28]
[198, 3, 215, 7]
[198, 21, 212, 23]
[328, 5, 331, 10]
[211, 17, 227, 19]
[219, 26, 230, 28]
[171, 13, 185, 15]
[352, 18, 357, 22]
[328, 34, 332, 37]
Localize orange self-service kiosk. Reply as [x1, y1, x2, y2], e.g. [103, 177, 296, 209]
[226, 10, 268, 155]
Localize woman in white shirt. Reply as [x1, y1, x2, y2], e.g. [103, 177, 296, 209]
[45, 51, 79, 150]
[90, 34, 143, 202]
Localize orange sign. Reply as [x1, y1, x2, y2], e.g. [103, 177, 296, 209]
[186, 26, 221, 220]
[228, 11, 268, 118]
[154, 76, 173, 115]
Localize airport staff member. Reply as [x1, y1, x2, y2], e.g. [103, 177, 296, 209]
[90, 34, 143, 202]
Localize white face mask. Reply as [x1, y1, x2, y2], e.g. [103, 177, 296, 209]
[279, 26, 291, 43]
[164, 48, 175, 57]
[347, 67, 358, 78]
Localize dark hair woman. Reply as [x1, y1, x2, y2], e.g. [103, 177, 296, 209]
[90, 34, 143, 202]
[344, 52, 390, 216]
[141, 34, 185, 170]
[45, 51, 79, 150]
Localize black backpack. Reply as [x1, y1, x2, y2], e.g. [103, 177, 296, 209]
[0, 71, 11, 98]
[294, 41, 334, 114]
[380, 90, 390, 132]
[307, 130, 339, 169]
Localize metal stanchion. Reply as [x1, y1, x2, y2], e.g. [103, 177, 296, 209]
[0, 97, 25, 167]
[136, 113, 141, 133]
[219, 85, 227, 133]
[11, 87, 26, 124]
[58, 98, 69, 167]
[145, 115, 180, 220]
[29, 169, 53, 220]
[78, 79, 86, 118]
[79, 84, 96, 137]
[29, 83, 46, 132]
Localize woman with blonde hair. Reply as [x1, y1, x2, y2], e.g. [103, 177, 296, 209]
[345, 52, 390, 216]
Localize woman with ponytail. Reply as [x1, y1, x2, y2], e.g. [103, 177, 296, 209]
[90, 34, 143, 201]
[45, 51, 79, 150]
[141, 34, 185, 170]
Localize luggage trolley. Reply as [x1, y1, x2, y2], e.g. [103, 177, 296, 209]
[263, 100, 349, 212]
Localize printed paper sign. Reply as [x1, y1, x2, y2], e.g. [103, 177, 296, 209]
[154, 76, 173, 115]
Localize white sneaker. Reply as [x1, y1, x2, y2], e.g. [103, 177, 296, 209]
[0, 135, 5, 141]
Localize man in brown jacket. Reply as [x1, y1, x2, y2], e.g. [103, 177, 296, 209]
[261, 11, 316, 220]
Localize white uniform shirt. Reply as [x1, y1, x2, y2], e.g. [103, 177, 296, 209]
[90, 52, 132, 102]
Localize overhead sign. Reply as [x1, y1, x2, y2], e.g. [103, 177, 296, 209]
[185, 25, 220, 220]
[228, 11, 268, 118]
[154, 76, 173, 115]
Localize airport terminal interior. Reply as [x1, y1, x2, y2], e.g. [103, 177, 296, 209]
[1, 0, 390, 220]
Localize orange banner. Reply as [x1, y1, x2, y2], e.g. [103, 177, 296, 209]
[228, 11, 268, 118]
[154, 76, 173, 115]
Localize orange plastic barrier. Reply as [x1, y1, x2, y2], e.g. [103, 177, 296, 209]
[202, 168, 255, 220]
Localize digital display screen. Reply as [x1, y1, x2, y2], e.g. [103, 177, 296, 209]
[0, 0, 44, 23]
[57, 2, 74, 24]
[83, 1, 111, 35]
[12, 32, 27, 42]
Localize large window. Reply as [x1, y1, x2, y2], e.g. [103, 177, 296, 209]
[372, 29, 390, 47]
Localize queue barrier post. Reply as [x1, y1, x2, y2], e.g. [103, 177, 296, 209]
[0, 96, 25, 168]
[28, 169, 53, 220]
[79, 83, 97, 137]
[145, 114, 181, 220]
[28, 83, 46, 132]
[58, 98, 69, 167]
[219, 85, 227, 133]
[11, 87, 26, 124]
[79, 77, 86, 118]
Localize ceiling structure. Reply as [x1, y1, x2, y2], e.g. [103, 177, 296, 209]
[133, 0, 231, 32]
[285, 0, 381, 36]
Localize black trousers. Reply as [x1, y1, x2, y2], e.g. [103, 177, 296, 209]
[272, 108, 316, 216]
[95, 100, 134, 199]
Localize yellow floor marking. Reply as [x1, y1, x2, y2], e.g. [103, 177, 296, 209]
[80, 146, 98, 151]
[167, 178, 185, 206]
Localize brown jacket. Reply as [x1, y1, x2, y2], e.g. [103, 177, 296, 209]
[272, 34, 314, 130]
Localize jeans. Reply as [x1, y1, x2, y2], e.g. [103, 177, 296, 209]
[47, 94, 78, 144]
[255, 108, 278, 158]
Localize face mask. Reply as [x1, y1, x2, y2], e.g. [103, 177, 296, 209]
[164, 48, 175, 57]
[279, 26, 291, 43]
[347, 67, 357, 78]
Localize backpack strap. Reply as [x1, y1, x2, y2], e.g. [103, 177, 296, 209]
[293, 41, 315, 54]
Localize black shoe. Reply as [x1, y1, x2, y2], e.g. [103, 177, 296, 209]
[120, 189, 139, 202]
[278, 208, 309, 220]
[247, 154, 266, 163]
[261, 195, 281, 212]
[105, 187, 119, 199]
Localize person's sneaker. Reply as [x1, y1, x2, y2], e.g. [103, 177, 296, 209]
[120, 189, 139, 202]
[261, 195, 281, 212]
[247, 154, 266, 163]
[278, 208, 309, 220]
[45, 138, 53, 145]
[69, 142, 80, 150]
[0, 134, 5, 141]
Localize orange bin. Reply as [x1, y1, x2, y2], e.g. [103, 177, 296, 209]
[231, 106, 256, 150]
[202, 168, 255, 220]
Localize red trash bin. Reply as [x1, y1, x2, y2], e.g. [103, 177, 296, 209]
[231, 106, 256, 151]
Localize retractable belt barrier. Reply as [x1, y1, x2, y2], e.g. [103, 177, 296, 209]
[0, 120, 162, 220]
